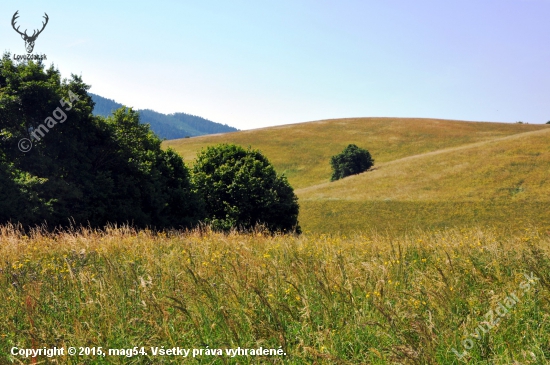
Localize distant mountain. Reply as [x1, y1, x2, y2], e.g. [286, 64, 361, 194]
[89, 93, 238, 140]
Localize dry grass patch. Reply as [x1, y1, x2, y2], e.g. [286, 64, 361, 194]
[0, 225, 549, 364]
[164, 118, 548, 189]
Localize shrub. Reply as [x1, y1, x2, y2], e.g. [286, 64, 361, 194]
[192, 144, 300, 233]
[330, 144, 374, 181]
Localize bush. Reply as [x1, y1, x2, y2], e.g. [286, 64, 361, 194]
[192, 144, 300, 233]
[546, 121, 550, 124]
[330, 144, 374, 181]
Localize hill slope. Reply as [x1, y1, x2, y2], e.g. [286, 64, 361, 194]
[298, 127, 550, 201]
[164, 118, 550, 234]
[90, 93, 238, 139]
[165, 118, 547, 188]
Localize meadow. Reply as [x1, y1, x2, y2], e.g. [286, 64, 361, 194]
[165, 118, 550, 235]
[1, 225, 549, 364]
[2, 118, 549, 364]
[164, 117, 548, 190]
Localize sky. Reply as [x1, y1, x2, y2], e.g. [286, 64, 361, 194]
[1, 0, 549, 130]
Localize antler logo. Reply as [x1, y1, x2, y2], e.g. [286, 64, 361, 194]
[12, 11, 49, 54]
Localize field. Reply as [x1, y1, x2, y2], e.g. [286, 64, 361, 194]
[2, 117, 550, 364]
[164, 118, 550, 235]
[1, 226, 549, 364]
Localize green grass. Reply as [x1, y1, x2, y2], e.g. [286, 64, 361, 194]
[3, 118, 547, 364]
[298, 127, 550, 202]
[164, 117, 550, 235]
[1, 226, 549, 364]
[164, 117, 548, 190]
[299, 200, 550, 235]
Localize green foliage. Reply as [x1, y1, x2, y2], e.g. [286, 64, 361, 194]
[546, 121, 550, 124]
[193, 144, 300, 233]
[0, 158, 52, 224]
[90, 93, 238, 140]
[0, 55, 202, 229]
[330, 144, 374, 181]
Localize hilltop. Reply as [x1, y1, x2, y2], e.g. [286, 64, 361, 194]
[164, 118, 550, 234]
[90, 93, 238, 139]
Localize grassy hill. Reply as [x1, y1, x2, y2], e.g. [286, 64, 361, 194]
[164, 118, 550, 234]
[298, 127, 550, 202]
[3, 119, 549, 364]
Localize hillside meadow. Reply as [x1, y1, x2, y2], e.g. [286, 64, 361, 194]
[164, 118, 550, 235]
[164, 117, 547, 190]
[1, 226, 549, 364]
[2, 118, 550, 364]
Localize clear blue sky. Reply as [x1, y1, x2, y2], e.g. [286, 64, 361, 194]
[2, 0, 549, 130]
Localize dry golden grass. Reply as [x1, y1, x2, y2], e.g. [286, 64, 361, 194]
[164, 117, 548, 190]
[1, 225, 549, 364]
[163, 118, 550, 235]
[298, 127, 550, 202]
[296, 127, 550, 234]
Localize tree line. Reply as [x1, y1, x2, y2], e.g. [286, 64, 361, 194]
[90, 93, 238, 139]
[0, 56, 299, 233]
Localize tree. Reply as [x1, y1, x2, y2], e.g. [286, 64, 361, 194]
[546, 121, 550, 124]
[330, 144, 374, 181]
[192, 144, 300, 233]
[0, 55, 203, 229]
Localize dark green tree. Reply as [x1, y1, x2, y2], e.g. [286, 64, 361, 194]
[330, 144, 374, 181]
[0, 55, 203, 229]
[546, 121, 550, 124]
[192, 144, 300, 233]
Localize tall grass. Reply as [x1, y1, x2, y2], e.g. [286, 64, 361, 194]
[1, 225, 549, 364]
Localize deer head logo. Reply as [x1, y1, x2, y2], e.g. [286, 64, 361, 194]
[12, 11, 49, 54]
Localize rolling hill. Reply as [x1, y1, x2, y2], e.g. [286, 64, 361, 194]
[164, 118, 550, 234]
[90, 93, 238, 139]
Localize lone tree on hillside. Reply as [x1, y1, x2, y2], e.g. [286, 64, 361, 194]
[192, 144, 300, 233]
[330, 144, 374, 181]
